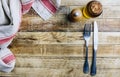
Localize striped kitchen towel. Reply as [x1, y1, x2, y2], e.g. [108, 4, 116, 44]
[22, 0, 61, 20]
[0, 0, 61, 72]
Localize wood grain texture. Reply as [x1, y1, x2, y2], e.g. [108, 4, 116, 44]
[61, 0, 120, 6]
[10, 44, 117, 57]
[11, 32, 120, 45]
[1, 0, 120, 77]
[1, 57, 120, 77]
[1, 68, 120, 77]
[20, 5, 120, 32]
[9, 32, 120, 58]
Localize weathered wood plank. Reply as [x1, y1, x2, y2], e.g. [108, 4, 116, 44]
[61, 0, 120, 6]
[10, 44, 115, 57]
[1, 56, 120, 77]
[9, 32, 120, 57]
[26, 5, 120, 18]
[103, 6, 120, 18]
[11, 32, 120, 45]
[21, 5, 120, 32]
[1, 68, 120, 77]
[20, 3, 120, 32]
[27, 6, 120, 19]
[21, 17, 120, 32]
[14, 56, 120, 69]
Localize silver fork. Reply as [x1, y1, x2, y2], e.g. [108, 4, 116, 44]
[83, 24, 91, 74]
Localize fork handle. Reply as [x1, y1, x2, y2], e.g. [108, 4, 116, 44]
[90, 49, 96, 76]
[83, 46, 89, 74]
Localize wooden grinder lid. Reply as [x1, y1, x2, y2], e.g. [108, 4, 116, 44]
[69, 8, 82, 22]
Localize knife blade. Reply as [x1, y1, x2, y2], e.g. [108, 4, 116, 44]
[93, 21, 98, 50]
[90, 21, 98, 76]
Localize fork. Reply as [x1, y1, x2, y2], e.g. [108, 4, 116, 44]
[83, 24, 91, 74]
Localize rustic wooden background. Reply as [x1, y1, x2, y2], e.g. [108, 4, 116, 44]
[0, 0, 120, 77]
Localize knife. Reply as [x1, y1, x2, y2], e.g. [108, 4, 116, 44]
[90, 21, 98, 76]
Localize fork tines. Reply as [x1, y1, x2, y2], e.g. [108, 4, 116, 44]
[84, 24, 91, 31]
[84, 24, 91, 36]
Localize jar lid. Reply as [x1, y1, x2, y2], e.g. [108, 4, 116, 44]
[86, 1, 103, 17]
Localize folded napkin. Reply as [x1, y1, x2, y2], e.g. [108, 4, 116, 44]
[0, 0, 61, 72]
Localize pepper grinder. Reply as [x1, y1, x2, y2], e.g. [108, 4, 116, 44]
[68, 8, 83, 22]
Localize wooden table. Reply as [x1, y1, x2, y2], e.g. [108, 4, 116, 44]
[1, 0, 120, 77]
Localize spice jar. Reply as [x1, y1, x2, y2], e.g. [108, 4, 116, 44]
[82, 0, 103, 19]
[68, 8, 83, 22]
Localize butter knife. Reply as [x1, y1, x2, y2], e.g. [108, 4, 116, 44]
[90, 21, 98, 76]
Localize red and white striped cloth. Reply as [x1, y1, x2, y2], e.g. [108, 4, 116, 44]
[0, 0, 61, 72]
[22, 0, 61, 20]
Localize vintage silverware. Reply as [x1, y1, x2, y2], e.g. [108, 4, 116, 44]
[90, 21, 98, 76]
[83, 24, 91, 74]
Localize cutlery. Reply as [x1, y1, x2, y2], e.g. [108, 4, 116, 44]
[83, 24, 91, 74]
[90, 21, 98, 76]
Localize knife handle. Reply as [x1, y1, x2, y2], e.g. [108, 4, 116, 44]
[90, 49, 96, 76]
[83, 46, 89, 74]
